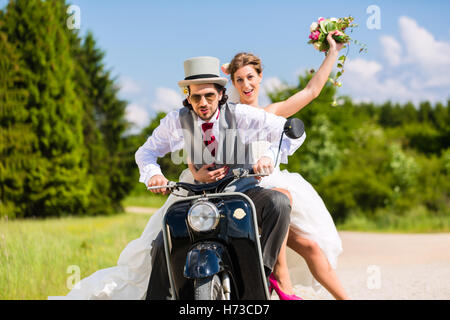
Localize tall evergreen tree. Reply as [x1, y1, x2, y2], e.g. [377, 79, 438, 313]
[0, 29, 34, 217]
[71, 31, 133, 214]
[1, 0, 90, 217]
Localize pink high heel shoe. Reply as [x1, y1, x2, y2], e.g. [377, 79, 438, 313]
[268, 273, 303, 300]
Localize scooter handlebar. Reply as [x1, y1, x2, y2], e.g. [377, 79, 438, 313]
[146, 181, 177, 191]
[146, 168, 268, 192]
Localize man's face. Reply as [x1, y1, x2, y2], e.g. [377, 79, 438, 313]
[187, 83, 222, 121]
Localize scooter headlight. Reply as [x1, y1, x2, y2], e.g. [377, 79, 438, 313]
[187, 201, 220, 232]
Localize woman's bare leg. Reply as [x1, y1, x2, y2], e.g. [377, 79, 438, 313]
[287, 229, 349, 300]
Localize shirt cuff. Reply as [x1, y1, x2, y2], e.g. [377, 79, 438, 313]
[139, 165, 163, 186]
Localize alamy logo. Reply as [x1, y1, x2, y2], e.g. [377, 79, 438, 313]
[66, 5, 81, 30]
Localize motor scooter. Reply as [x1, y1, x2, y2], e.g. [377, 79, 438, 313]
[147, 118, 305, 300]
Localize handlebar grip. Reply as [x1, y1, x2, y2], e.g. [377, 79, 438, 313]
[147, 185, 170, 190]
[147, 181, 176, 191]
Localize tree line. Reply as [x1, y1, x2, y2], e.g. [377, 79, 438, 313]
[1, 0, 136, 218]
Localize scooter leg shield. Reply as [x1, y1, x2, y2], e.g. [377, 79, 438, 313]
[184, 242, 228, 279]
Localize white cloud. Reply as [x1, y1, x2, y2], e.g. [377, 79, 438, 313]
[398, 16, 450, 70]
[343, 57, 439, 104]
[126, 103, 150, 132]
[346, 58, 383, 79]
[341, 16, 450, 104]
[262, 77, 288, 94]
[151, 87, 183, 113]
[380, 35, 402, 66]
[119, 76, 142, 95]
[396, 16, 450, 89]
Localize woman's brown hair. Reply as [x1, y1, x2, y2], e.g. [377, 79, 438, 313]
[227, 52, 263, 82]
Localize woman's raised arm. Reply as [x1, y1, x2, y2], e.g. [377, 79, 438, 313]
[265, 31, 345, 118]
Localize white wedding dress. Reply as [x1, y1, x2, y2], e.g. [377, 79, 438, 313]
[57, 141, 342, 300]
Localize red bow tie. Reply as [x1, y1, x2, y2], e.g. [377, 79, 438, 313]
[201, 122, 217, 156]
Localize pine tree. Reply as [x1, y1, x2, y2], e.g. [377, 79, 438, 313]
[71, 31, 134, 214]
[1, 0, 90, 217]
[0, 28, 34, 218]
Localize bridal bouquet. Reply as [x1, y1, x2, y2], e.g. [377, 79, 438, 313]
[308, 16, 356, 52]
[308, 16, 366, 96]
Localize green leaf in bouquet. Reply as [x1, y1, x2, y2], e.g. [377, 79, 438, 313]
[336, 71, 342, 78]
[338, 55, 346, 61]
[337, 63, 343, 69]
[318, 32, 327, 42]
[319, 20, 328, 34]
[326, 21, 337, 32]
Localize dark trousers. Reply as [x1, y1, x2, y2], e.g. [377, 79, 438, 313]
[146, 187, 291, 300]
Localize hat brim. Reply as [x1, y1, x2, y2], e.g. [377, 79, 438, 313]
[178, 77, 228, 88]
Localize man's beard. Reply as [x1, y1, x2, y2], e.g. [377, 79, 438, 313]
[196, 106, 217, 121]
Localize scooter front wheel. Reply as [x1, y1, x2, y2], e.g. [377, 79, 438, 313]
[194, 274, 225, 300]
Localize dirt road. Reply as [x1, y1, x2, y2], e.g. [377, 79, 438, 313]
[287, 231, 450, 300]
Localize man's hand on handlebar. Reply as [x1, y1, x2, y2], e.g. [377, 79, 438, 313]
[252, 156, 274, 181]
[147, 174, 170, 195]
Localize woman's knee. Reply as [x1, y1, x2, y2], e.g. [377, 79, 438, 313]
[289, 233, 321, 256]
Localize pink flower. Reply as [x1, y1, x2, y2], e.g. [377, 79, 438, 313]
[318, 17, 325, 23]
[309, 30, 320, 41]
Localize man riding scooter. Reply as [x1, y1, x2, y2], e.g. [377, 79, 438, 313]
[135, 56, 305, 299]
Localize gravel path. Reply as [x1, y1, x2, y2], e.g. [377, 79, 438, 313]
[286, 231, 450, 300]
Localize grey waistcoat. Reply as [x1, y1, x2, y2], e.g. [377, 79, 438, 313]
[179, 103, 258, 192]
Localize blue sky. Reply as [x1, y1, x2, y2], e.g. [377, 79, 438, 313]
[2, 0, 450, 131]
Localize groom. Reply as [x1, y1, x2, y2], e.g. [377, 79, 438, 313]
[135, 56, 304, 299]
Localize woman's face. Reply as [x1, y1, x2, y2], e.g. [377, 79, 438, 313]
[232, 65, 262, 105]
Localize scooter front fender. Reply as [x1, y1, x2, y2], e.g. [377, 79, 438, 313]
[183, 242, 228, 279]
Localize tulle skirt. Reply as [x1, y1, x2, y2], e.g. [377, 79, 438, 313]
[56, 168, 342, 299]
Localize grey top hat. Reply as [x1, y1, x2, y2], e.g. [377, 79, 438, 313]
[178, 56, 228, 88]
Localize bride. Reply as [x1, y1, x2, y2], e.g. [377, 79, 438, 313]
[61, 31, 348, 300]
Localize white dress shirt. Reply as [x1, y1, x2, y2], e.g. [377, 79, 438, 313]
[135, 103, 306, 185]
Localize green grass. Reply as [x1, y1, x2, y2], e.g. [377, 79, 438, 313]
[337, 206, 450, 233]
[0, 211, 153, 300]
[121, 194, 167, 208]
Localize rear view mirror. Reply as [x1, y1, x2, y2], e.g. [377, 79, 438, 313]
[283, 118, 305, 139]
